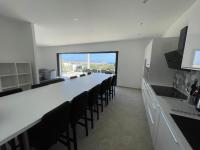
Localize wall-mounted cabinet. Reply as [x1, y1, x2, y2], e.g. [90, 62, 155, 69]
[0, 62, 33, 92]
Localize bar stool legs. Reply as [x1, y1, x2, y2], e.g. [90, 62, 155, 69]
[100, 94, 104, 112]
[96, 104, 99, 120]
[72, 124, 77, 150]
[84, 110, 89, 136]
[66, 124, 71, 150]
[0, 144, 7, 150]
[90, 106, 94, 129]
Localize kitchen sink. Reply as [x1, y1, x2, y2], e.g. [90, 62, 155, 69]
[171, 114, 200, 150]
[151, 85, 188, 100]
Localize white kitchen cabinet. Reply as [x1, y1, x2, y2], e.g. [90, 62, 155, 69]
[182, 1, 200, 70]
[142, 79, 160, 146]
[155, 112, 182, 150]
[142, 78, 191, 150]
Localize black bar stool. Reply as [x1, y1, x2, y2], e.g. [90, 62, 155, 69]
[111, 75, 117, 98]
[99, 80, 108, 112]
[0, 88, 22, 97]
[87, 72, 92, 75]
[80, 74, 86, 77]
[87, 85, 101, 129]
[69, 91, 89, 150]
[70, 76, 78, 79]
[28, 101, 71, 150]
[31, 82, 49, 89]
[47, 78, 65, 84]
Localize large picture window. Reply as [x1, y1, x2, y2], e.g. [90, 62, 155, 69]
[57, 51, 118, 78]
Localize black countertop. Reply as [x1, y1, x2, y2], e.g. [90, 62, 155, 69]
[151, 85, 188, 100]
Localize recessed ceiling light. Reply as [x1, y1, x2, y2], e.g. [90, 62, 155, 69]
[142, 0, 149, 4]
[73, 18, 79, 22]
[140, 22, 144, 26]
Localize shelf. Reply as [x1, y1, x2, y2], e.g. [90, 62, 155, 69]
[0, 74, 17, 77]
[0, 62, 32, 91]
[19, 82, 32, 86]
[0, 63, 17, 75]
[18, 73, 31, 75]
[20, 84, 31, 91]
[2, 85, 18, 90]
[16, 63, 31, 74]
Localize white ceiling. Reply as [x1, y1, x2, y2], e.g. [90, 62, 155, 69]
[0, 0, 196, 46]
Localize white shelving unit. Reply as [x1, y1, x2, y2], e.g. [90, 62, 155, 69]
[0, 62, 33, 92]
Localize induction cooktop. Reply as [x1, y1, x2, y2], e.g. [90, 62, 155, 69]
[151, 85, 188, 100]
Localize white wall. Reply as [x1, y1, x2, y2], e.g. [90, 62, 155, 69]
[148, 38, 178, 86]
[37, 39, 150, 89]
[0, 15, 37, 81]
[163, 0, 198, 37]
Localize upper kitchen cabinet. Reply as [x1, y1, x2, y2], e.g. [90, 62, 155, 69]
[182, 1, 200, 70]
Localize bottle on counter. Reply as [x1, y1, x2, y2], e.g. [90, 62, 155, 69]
[190, 80, 198, 95]
[196, 98, 200, 112]
[188, 80, 198, 105]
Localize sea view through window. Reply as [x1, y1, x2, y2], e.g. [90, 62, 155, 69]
[58, 52, 117, 78]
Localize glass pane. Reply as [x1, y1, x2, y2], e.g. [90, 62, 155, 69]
[60, 53, 88, 78]
[193, 50, 200, 68]
[90, 53, 116, 73]
[59, 52, 116, 78]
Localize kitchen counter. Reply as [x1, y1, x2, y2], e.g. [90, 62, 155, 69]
[157, 95, 200, 150]
[142, 78, 200, 150]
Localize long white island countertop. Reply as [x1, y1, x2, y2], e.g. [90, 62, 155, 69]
[0, 73, 113, 146]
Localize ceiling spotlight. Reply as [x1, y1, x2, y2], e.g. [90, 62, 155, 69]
[142, 0, 149, 4]
[140, 22, 144, 26]
[73, 18, 79, 22]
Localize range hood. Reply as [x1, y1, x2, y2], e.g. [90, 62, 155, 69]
[165, 26, 188, 70]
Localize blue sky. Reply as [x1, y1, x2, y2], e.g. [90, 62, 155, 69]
[61, 53, 116, 64]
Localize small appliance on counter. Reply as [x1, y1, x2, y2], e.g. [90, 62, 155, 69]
[39, 69, 57, 82]
[186, 79, 200, 111]
[196, 99, 200, 111]
[187, 79, 198, 105]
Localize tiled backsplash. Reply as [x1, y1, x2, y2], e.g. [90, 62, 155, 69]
[174, 70, 200, 95]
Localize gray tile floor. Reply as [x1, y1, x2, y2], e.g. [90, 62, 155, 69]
[50, 87, 153, 150]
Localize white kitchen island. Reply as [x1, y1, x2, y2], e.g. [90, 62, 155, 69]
[0, 73, 113, 148]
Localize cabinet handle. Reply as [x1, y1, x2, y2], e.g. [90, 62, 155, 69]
[148, 107, 154, 124]
[161, 112, 178, 144]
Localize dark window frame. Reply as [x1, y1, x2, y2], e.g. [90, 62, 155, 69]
[56, 51, 119, 77]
